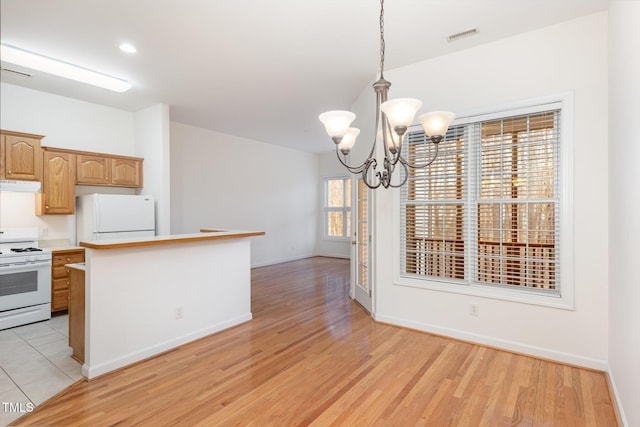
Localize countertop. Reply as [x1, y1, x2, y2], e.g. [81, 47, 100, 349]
[79, 229, 265, 250]
[38, 240, 84, 252]
[65, 262, 86, 271]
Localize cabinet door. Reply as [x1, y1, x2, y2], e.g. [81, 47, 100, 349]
[68, 268, 85, 363]
[112, 158, 142, 187]
[38, 150, 76, 215]
[77, 154, 111, 185]
[2, 134, 41, 181]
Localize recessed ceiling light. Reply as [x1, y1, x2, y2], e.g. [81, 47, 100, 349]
[0, 43, 131, 92]
[119, 43, 137, 54]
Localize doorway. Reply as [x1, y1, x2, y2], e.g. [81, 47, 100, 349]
[351, 178, 372, 313]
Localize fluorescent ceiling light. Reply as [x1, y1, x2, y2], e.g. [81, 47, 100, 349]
[119, 43, 137, 54]
[0, 43, 131, 92]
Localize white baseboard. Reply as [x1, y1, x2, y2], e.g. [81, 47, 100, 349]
[375, 314, 608, 371]
[84, 313, 252, 379]
[251, 253, 349, 268]
[606, 367, 629, 427]
[251, 253, 316, 268]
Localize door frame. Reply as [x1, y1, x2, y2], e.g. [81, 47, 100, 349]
[350, 177, 374, 315]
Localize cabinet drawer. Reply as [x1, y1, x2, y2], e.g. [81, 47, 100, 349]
[52, 290, 69, 312]
[53, 265, 70, 279]
[51, 249, 85, 312]
[53, 252, 85, 266]
[53, 277, 70, 291]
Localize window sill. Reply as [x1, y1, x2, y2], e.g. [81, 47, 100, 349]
[393, 275, 574, 310]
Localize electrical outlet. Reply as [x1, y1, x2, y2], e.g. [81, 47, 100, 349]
[469, 304, 479, 316]
[41, 227, 49, 237]
[175, 306, 184, 319]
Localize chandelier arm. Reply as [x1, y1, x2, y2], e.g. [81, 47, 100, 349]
[362, 158, 382, 189]
[385, 121, 403, 167]
[388, 161, 409, 188]
[335, 147, 367, 174]
[397, 142, 440, 169]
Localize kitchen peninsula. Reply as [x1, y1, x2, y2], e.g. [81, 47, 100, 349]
[77, 229, 264, 379]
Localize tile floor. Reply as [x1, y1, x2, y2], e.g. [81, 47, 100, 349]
[0, 315, 82, 426]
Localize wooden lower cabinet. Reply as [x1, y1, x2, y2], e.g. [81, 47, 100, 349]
[68, 266, 85, 364]
[51, 249, 85, 312]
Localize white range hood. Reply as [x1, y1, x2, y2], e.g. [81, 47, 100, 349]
[0, 180, 41, 193]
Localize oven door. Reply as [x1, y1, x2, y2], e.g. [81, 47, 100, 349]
[0, 261, 52, 312]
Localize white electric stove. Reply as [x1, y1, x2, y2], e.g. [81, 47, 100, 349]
[0, 227, 52, 330]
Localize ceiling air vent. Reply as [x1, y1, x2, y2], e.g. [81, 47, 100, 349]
[1, 67, 31, 77]
[447, 27, 479, 42]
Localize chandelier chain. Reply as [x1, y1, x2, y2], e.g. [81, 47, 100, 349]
[379, 0, 385, 78]
[319, 0, 455, 189]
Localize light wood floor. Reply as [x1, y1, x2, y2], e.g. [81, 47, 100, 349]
[14, 257, 617, 426]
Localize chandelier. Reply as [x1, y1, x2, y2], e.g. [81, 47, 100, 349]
[318, 0, 455, 189]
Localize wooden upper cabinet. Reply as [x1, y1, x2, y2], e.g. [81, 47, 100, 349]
[0, 130, 43, 181]
[112, 158, 142, 187]
[37, 149, 76, 215]
[77, 154, 111, 185]
[77, 154, 142, 188]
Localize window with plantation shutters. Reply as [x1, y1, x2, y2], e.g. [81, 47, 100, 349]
[400, 103, 563, 297]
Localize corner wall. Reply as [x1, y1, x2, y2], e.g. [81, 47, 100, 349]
[134, 104, 171, 236]
[608, 2, 639, 425]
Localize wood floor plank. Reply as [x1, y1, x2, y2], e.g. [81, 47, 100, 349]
[11, 257, 618, 426]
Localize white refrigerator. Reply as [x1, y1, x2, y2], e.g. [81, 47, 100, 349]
[76, 194, 156, 244]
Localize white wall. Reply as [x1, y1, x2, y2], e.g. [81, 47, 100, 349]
[608, 2, 639, 426]
[317, 151, 350, 258]
[1, 83, 135, 154]
[359, 13, 609, 368]
[134, 104, 171, 236]
[170, 122, 319, 267]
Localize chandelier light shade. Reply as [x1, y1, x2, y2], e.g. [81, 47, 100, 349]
[419, 111, 456, 143]
[318, 111, 356, 144]
[338, 128, 360, 154]
[318, 0, 455, 189]
[380, 98, 422, 135]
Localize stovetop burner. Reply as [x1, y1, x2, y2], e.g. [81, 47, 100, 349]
[10, 247, 43, 253]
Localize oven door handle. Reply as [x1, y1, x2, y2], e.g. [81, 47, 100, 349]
[0, 262, 52, 273]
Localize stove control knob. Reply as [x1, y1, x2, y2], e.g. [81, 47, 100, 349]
[27, 255, 36, 263]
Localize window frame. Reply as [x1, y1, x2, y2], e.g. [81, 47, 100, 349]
[393, 93, 574, 310]
[323, 176, 352, 241]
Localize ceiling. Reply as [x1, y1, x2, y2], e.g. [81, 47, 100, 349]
[0, 0, 608, 153]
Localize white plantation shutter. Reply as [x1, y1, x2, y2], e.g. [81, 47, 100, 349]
[473, 110, 560, 292]
[400, 105, 561, 296]
[401, 125, 467, 281]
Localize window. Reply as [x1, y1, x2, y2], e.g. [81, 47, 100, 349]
[324, 177, 351, 239]
[400, 98, 569, 304]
